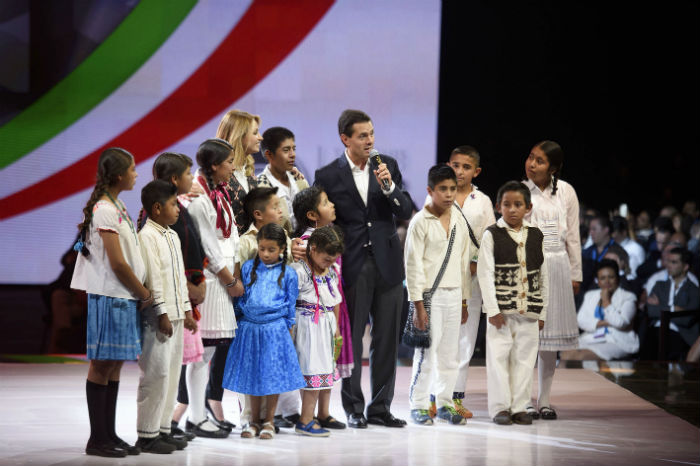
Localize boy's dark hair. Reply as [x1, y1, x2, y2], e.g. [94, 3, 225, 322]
[428, 164, 457, 189]
[262, 126, 295, 154]
[196, 138, 233, 191]
[338, 109, 371, 137]
[654, 216, 674, 233]
[307, 224, 345, 259]
[249, 223, 288, 289]
[496, 180, 531, 206]
[243, 187, 279, 230]
[669, 246, 692, 266]
[153, 152, 192, 182]
[533, 140, 564, 195]
[141, 180, 177, 217]
[293, 186, 325, 238]
[596, 258, 620, 278]
[450, 145, 480, 167]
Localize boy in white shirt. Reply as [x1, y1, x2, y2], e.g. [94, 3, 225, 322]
[137, 180, 197, 453]
[406, 165, 472, 425]
[478, 181, 548, 425]
[257, 127, 309, 235]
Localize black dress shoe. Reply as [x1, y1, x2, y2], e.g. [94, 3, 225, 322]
[274, 414, 294, 428]
[205, 400, 235, 432]
[112, 437, 141, 455]
[318, 416, 346, 429]
[172, 421, 195, 441]
[187, 419, 229, 439]
[284, 413, 301, 424]
[366, 412, 406, 428]
[85, 441, 128, 458]
[347, 413, 368, 429]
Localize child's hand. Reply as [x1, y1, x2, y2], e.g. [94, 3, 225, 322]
[184, 311, 198, 334]
[538, 320, 545, 330]
[461, 302, 469, 324]
[226, 280, 244, 298]
[413, 302, 429, 331]
[469, 262, 477, 276]
[488, 314, 506, 329]
[572, 281, 581, 295]
[184, 183, 205, 200]
[159, 314, 173, 337]
[138, 293, 154, 311]
[291, 238, 306, 262]
[290, 167, 305, 180]
[188, 281, 206, 305]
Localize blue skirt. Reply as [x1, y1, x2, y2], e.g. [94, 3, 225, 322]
[222, 318, 305, 396]
[86, 294, 141, 360]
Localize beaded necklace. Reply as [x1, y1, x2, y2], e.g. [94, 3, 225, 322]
[104, 191, 137, 242]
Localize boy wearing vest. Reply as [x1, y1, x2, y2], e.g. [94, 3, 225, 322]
[406, 165, 472, 426]
[478, 181, 548, 425]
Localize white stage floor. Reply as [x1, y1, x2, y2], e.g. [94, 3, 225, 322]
[0, 363, 698, 466]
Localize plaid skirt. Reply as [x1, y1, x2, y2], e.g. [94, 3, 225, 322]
[86, 293, 141, 360]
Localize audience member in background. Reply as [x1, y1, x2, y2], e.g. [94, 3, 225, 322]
[611, 216, 645, 280]
[580, 215, 616, 301]
[561, 259, 639, 361]
[603, 243, 641, 296]
[634, 210, 655, 248]
[644, 247, 700, 360]
[641, 243, 699, 309]
[636, 216, 674, 284]
[580, 207, 600, 249]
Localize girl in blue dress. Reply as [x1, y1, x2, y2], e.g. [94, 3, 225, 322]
[222, 223, 305, 439]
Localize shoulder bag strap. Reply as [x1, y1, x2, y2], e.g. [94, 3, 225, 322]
[429, 224, 457, 294]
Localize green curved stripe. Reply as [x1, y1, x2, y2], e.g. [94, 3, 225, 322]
[0, 0, 196, 168]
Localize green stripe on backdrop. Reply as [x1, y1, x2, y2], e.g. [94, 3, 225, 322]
[0, 0, 196, 169]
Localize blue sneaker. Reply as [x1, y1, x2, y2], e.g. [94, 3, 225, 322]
[437, 406, 466, 425]
[410, 409, 433, 425]
[295, 420, 330, 437]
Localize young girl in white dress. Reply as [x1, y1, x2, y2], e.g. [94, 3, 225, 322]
[292, 225, 346, 436]
[523, 140, 582, 420]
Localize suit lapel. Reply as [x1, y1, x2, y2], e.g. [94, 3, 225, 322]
[337, 155, 367, 211]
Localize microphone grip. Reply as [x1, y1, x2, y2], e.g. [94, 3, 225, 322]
[375, 155, 391, 190]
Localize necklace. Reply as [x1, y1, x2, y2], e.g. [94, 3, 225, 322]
[104, 191, 137, 241]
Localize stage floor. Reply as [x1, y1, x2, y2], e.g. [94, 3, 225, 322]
[0, 363, 698, 466]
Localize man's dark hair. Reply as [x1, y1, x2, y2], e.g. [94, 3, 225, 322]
[338, 109, 371, 137]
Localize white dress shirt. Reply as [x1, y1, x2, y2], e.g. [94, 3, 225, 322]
[344, 149, 394, 206]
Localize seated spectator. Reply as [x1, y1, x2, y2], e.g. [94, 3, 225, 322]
[561, 259, 639, 361]
[604, 244, 641, 296]
[640, 242, 698, 307]
[644, 247, 700, 360]
[634, 210, 655, 248]
[581, 207, 600, 249]
[611, 216, 645, 280]
[581, 215, 617, 301]
[636, 216, 674, 284]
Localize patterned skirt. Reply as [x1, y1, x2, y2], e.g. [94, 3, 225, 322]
[86, 294, 141, 360]
[294, 304, 337, 390]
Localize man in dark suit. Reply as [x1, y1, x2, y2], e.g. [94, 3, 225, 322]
[314, 109, 413, 428]
[645, 247, 700, 359]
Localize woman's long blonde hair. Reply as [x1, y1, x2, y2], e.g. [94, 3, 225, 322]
[215, 109, 260, 177]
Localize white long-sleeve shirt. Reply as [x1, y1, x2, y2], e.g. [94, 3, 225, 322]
[404, 205, 472, 302]
[577, 287, 639, 354]
[478, 218, 549, 320]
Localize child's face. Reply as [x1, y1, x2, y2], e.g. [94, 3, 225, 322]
[312, 191, 336, 226]
[117, 161, 138, 191]
[258, 238, 283, 265]
[159, 195, 180, 226]
[448, 154, 480, 189]
[173, 166, 193, 195]
[211, 152, 235, 184]
[309, 246, 339, 272]
[256, 195, 283, 227]
[498, 191, 531, 228]
[242, 120, 263, 155]
[267, 137, 296, 173]
[525, 146, 553, 186]
[427, 179, 457, 211]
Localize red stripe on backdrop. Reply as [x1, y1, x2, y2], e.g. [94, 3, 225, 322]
[0, 0, 334, 220]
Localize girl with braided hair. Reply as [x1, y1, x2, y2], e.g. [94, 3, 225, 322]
[183, 139, 244, 438]
[71, 148, 151, 457]
[222, 223, 305, 440]
[523, 140, 582, 420]
[291, 225, 346, 437]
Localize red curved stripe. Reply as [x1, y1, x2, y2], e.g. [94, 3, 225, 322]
[1, 0, 334, 220]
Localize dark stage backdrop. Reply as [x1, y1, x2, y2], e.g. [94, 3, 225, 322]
[437, 1, 699, 215]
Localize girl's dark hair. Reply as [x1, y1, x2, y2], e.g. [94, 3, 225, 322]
[76, 147, 134, 256]
[533, 140, 564, 195]
[293, 186, 325, 238]
[249, 223, 288, 288]
[196, 138, 234, 191]
[306, 224, 345, 261]
[139, 152, 193, 229]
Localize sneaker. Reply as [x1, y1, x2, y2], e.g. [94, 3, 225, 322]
[493, 410, 513, 425]
[172, 421, 195, 441]
[436, 406, 466, 425]
[428, 394, 437, 418]
[160, 433, 187, 450]
[452, 398, 473, 419]
[410, 409, 434, 425]
[135, 437, 176, 454]
[295, 420, 330, 437]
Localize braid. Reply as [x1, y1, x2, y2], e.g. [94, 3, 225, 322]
[249, 255, 260, 287]
[137, 208, 148, 231]
[551, 174, 559, 195]
[76, 178, 109, 256]
[278, 249, 288, 288]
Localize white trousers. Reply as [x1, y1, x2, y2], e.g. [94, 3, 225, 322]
[137, 317, 184, 438]
[486, 313, 539, 418]
[453, 277, 482, 397]
[408, 287, 461, 410]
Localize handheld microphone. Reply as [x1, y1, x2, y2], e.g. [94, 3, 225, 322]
[370, 149, 390, 190]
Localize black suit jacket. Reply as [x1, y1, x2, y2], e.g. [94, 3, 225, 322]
[648, 278, 700, 346]
[314, 153, 413, 288]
